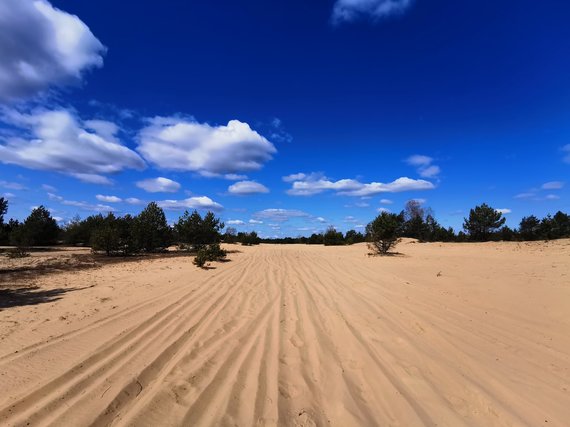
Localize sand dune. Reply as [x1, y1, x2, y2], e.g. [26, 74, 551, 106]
[1, 240, 569, 426]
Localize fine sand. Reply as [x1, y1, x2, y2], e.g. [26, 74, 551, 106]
[0, 240, 569, 426]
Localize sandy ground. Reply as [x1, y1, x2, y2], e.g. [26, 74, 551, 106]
[0, 240, 569, 427]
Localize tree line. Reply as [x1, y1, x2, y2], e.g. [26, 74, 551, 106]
[258, 201, 570, 247]
[1, 197, 569, 257]
[0, 198, 230, 267]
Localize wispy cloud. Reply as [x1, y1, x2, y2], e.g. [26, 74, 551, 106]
[406, 154, 441, 178]
[332, 0, 414, 24]
[563, 144, 570, 163]
[541, 181, 564, 190]
[47, 192, 114, 212]
[253, 209, 311, 222]
[0, 180, 27, 191]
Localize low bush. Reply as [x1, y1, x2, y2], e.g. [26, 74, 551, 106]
[194, 243, 227, 268]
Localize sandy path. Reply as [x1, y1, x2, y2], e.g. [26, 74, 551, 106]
[0, 241, 569, 426]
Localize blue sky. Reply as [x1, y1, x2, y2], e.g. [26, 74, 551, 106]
[1, 0, 569, 237]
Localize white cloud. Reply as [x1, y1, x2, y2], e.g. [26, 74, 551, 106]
[137, 117, 276, 176]
[0, 0, 106, 101]
[0, 109, 145, 182]
[249, 219, 263, 224]
[253, 209, 310, 222]
[332, 0, 414, 24]
[157, 196, 223, 211]
[541, 181, 564, 190]
[48, 192, 114, 212]
[41, 184, 57, 192]
[96, 194, 122, 203]
[380, 198, 393, 204]
[316, 217, 327, 223]
[228, 180, 270, 195]
[496, 208, 511, 214]
[377, 207, 391, 213]
[136, 177, 180, 193]
[286, 173, 435, 196]
[0, 180, 27, 190]
[545, 194, 560, 200]
[227, 219, 245, 225]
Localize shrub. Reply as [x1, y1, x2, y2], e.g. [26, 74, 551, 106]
[194, 248, 209, 268]
[366, 211, 404, 255]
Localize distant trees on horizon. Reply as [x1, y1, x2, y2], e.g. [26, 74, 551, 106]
[1, 197, 569, 255]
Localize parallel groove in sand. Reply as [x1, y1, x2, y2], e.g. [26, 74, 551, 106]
[0, 242, 569, 426]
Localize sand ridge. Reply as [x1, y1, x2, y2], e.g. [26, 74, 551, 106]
[0, 240, 569, 426]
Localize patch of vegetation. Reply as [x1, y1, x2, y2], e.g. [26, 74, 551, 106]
[366, 211, 404, 255]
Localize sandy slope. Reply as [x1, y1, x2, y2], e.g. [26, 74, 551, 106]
[0, 240, 569, 426]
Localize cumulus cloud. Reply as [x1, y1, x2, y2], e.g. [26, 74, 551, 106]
[136, 177, 181, 193]
[253, 209, 310, 223]
[541, 181, 564, 190]
[249, 219, 263, 224]
[228, 180, 270, 195]
[496, 208, 511, 214]
[406, 154, 441, 178]
[96, 195, 122, 203]
[137, 117, 276, 176]
[380, 198, 393, 204]
[332, 0, 414, 24]
[157, 196, 223, 211]
[285, 173, 435, 196]
[227, 219, 245, 225]
[0, 0, 106, 101]
[0, 108, 145, 182]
